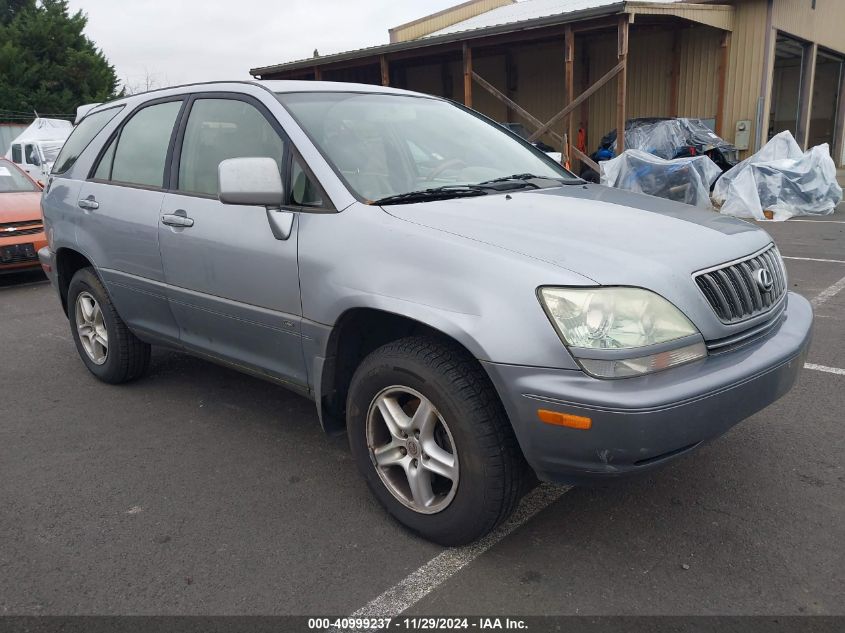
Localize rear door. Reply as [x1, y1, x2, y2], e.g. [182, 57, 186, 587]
[158, 94, 307, 387]
[76, 97, 186, 343]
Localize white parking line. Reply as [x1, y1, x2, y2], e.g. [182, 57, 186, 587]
[805, 363, 845, 376]
[335, 483, 568, 631]
[783, 256, 845, 264]
[812, 274, 845, 307]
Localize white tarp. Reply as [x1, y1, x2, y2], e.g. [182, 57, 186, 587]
[4, 117, 72, 146]
[600, 149, 722, 208]
[712, 131, 842, 221]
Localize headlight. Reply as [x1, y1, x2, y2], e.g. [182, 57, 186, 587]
[539, 287, 706, 378]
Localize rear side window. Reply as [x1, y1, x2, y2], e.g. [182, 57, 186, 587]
[52, 106, 123, 175]
[109, 101, 182, 188]
[177, 98, 284, 197]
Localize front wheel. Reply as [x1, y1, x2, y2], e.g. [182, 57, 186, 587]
[67, 267, 150, 384]
[347, 336, 527, 545]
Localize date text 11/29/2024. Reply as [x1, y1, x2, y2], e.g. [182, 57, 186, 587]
[308, 617, 529, 630]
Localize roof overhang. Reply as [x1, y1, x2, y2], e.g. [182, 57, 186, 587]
[251, 1, 732, 78]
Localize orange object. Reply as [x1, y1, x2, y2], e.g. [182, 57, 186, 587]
[537, 409, 592, 430]
[0, 158, 47, 274]
[577, 127, 586, 153]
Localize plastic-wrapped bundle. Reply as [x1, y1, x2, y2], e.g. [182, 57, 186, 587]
[623, 119, 688, 159]
[712, 131, 842, 221]
[600, 149, 723, 208]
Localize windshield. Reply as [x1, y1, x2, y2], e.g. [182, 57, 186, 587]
[277, 92, 574, 201]
[0, 160, 38, 193]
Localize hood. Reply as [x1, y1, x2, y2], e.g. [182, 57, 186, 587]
[383, 184, 770, 286]
[0, 192, 43, 223]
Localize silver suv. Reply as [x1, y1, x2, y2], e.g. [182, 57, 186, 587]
[39, 81, 812, 545]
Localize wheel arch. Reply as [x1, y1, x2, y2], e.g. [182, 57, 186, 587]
[314, 307, 491, 435]
[55, 247, 97, 316]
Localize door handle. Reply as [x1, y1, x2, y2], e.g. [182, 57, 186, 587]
[161, 213, 194, 228]
[78, 198, 99, 210]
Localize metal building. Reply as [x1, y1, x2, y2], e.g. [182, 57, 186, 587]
[251, 0, 845, 168]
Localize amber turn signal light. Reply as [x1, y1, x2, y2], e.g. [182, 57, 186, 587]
[537, 409, 592, 430]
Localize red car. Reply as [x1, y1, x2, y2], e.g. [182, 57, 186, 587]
[0, 157, 45, 274]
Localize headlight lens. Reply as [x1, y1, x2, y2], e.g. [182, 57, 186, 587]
[539, 287, 706, 378]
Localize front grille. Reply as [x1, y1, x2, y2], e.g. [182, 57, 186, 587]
[0, 220, 43, 237]
[694, 244, 786, 323]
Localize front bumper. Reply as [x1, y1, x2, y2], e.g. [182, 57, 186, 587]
[483, 292, 813, 483]
[37, 246, 59, 289]
[0, 237, 47, 274]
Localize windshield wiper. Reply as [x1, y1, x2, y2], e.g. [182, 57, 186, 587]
[371, 185, 488, 206]
[478, 173, 582, 186]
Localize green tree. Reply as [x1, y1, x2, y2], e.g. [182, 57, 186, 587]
[0, 0, 120, 122]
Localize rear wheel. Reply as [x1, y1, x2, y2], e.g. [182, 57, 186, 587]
[347, 336, 526, 545]
[67, 268, 150, 384]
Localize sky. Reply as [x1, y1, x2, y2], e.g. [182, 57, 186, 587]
[66, 0, 461, 92]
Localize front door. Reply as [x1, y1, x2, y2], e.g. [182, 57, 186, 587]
[158, 95, 306, 387]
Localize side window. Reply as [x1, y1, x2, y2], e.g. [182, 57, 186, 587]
[53, 106, 123, 174]
[11, 145, 22, 164]
[290, 157, 323, 207]
[25, 144, 40, 166]
[93, 136, 117, 181]
[110, 101, 182, 188]
[178, 98, 284, 197]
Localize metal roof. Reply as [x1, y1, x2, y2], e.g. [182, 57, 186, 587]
[250, 0, 694, 77]
[428, 0, 683, 37]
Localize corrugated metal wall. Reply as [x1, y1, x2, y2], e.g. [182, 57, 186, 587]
[722, 0, 769, 156]
[677, 26, 722, 120]
[0, 124, 28, 156]
[772, 0, 845, 54]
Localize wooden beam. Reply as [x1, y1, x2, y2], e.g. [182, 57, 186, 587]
[471, 71, 565, 146]
[463, 43, 473, 108]
[564, 25, 575, 166]
[796, 42, 818, 150]
[528, 59, 625, 142]
[616, 15, 629, 155]
[380, 55, 390, 86]
[715, 31, 730, 137]
[668, 30, 681, 117]
[571, 146, 600, 173]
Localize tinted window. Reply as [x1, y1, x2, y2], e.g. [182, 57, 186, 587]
[111, 101, 182, 188]
[0, 160, 39, 193]
[290, 157, 323, 207]
[11, 145, 22, 163]
[52, 106, 123, 174]
[93, 136, 117, 181]
[178, 99, 284, 197]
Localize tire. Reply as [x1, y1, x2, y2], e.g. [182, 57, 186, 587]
[347, 336, 527, 545]
[67, 267, 150, 384]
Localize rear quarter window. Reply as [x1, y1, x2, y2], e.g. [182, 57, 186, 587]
[52, 106, 124, 175]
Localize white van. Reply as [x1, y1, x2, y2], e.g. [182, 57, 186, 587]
[4, 118, 72, 182]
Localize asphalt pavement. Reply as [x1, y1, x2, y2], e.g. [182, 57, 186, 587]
[1, 207, 843, 617]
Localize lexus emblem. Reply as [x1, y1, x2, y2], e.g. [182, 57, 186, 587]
[755, 268, 774, 292]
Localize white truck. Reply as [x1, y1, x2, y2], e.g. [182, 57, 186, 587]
[3, 118, 72, 182]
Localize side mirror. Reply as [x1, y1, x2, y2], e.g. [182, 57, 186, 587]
[218, 157, 283, 207]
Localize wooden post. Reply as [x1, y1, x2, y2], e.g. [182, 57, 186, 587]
[564, 25, 575, 166]
[834, 64, 845, 167]
[380, 55, 390, 87]
[715, 31, 731, 137]
[796, 42, 818, 149]
[463, 43, 473, 108]
[616, 15, 629, 155]
[668, 30, 681, 117]
[313, 66, 322, 81]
